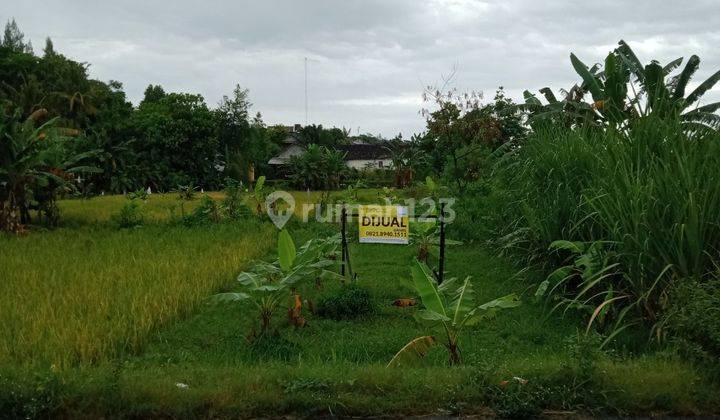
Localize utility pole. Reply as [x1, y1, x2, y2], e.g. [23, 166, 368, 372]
[304, 57, 308, 125]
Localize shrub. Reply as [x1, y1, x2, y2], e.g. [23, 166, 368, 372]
[663, 276, 720, 373]
[446, 180, 508, 243]
[222, 185, 253, 220]
[183, 195, 221, 226]
[0, 370, 63, 419]
[316, 283, 375, 320]
[287, 144, 347, 190]
[176, 184, 198, 201]
[112, 199, 144, 228]
[126, 188, 149, 201]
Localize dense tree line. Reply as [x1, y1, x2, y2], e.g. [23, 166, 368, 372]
[1, 19, 293, 196]
[1, 19, 396, 231]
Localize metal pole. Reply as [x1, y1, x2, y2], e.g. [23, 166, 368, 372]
[438, 202, 446, 284]
[345, 234, 353, 280]
[341, 206, 347, 276]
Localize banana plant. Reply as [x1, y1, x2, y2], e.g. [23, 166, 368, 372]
[616, 40, 720, 131]
[537, 50, 634, 128]
[1, 108, 99, 232]
[521, 84, 597, 129]
[409, 221, 462, 264]
[423, 176, 441, 204]
[388, 259, 520, 366]
[523, 40, 720, 131]
[250, 175, 266, 214]
[572, 52, 631, 121]
[213, 229, 341, 338]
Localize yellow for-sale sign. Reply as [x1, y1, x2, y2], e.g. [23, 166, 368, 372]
[358, 205, 409, 244]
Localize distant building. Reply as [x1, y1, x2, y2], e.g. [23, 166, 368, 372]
[267, 128, 305, 166]
[335, 143, 393, 170]
[268, 125, 394, 170]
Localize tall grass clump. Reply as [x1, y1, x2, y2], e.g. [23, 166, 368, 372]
[493, 116, 720, 340]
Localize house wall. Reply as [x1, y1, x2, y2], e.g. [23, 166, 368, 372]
[268, 144, 306, 165]
[345, 159, 393, 170]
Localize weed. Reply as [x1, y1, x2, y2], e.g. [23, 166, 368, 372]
[112, 199, 144, 228]
[222, 185, 253, 219]
[182, 195, 221, 226]
[316, 283, 376, 320]
[126, 188, 149, 201]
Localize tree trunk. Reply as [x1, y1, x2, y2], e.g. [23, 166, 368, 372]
[260, 310, 272, 333]
[247, 163, 255, 184]
[448, 342, 461, 365]
[418, 245, 429, 263]
[0, 197, 22, 234]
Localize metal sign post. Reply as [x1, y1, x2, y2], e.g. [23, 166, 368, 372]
[341, 206, 348, 277]
[438, 201, 446, 285]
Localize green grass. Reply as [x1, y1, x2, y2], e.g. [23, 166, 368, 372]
[1, 192, 718, 417]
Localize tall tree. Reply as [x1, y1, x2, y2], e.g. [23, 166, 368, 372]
[43, 37, 55, 57]
[2, 19, 33, 54]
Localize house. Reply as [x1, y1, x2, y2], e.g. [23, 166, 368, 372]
[267, 126, 394, 170]
[335, 143, 393, 170]
[267, 126, 305, 166]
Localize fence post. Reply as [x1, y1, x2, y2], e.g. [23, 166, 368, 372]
[341, 206, 347, 276]
[438, 202, 446, 284]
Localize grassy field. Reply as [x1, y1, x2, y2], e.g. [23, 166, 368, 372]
[1, 192, 718, 417]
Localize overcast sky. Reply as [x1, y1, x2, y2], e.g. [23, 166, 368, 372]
[5, 0, 720, 137]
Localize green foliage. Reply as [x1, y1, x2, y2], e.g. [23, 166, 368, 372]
[662, 276, 720, 372]
[288, 144, 348, 190]
[298, 124, 348, 148]
[250, 175, 267, 214]
[131, 91, 220, 191]
[0, 370, 63, 419]
[0, 21, 287, 196]
[2, 200, 718, 415]
[126, 188, 148, 201]
[388, 259, 520, 366]
[409, 221, 461, 265]
[216, 86, 279, 183]
[488, 381, 544, 418]
[487, 116, 720, 342]
[418, 87, 526, 191]
[112, 199, 144, 229]
[213, 230, 341, 336]
[2, 19, 33, 54]
[182, 195, 221, 226]
[222, 183, 252, 219]
[523, 40, 720, 132]
[175, 184, 198, 201]
[1, 108, 98, 232]
[316, 283, 376, 320]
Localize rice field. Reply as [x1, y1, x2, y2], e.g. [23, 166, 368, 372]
[0, 194, 274, 367]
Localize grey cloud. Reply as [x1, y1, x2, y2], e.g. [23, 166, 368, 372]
[4, 0, 719, 137]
